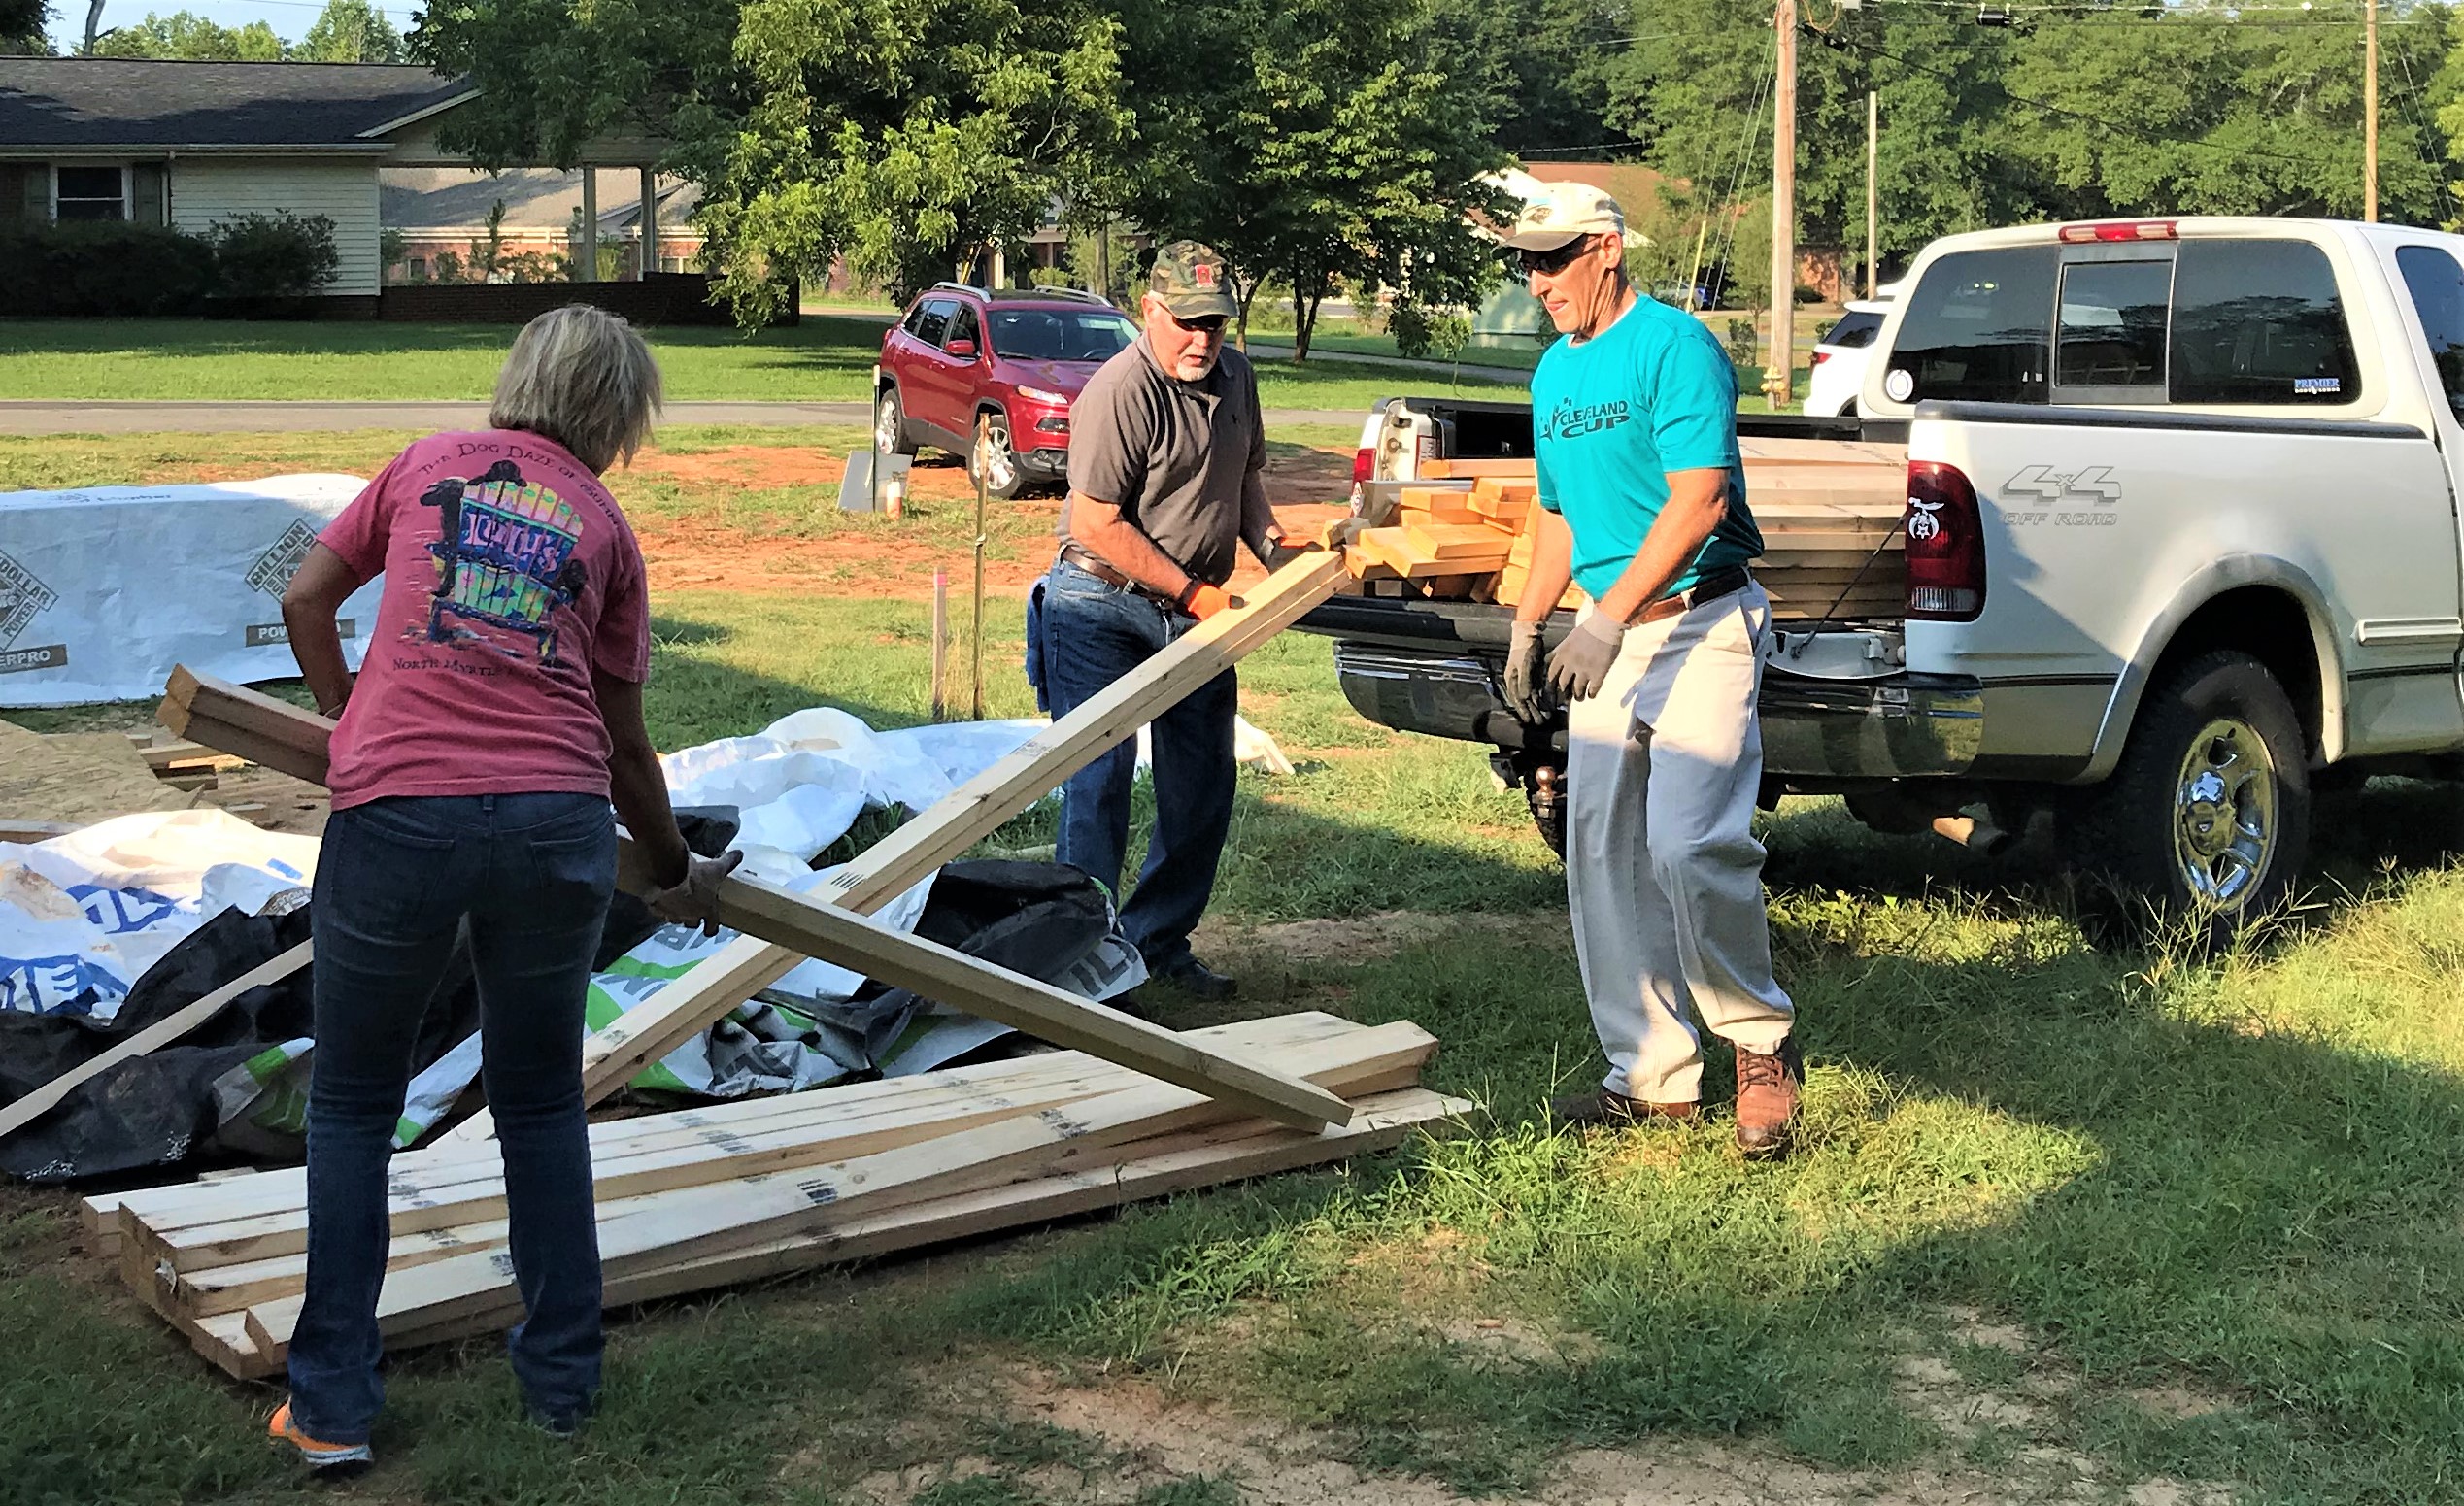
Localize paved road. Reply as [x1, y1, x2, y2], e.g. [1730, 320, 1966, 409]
[0, 399, 1367, 435]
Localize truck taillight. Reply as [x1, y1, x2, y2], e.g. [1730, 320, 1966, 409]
[1809, 350, 1831, 366]
[1904, 461, 1986, 621]
[2056, 218, 2177, 244]
[1352, 447, 1375, 484]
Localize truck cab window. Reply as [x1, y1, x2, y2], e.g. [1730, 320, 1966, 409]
[2395, 244, 2464, 422]
[2056, 258, 2171, 394]
[2168, 239, 2358, 405]
[1885, 247, 2056, 405]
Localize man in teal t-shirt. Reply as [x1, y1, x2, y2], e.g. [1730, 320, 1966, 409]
[1495, 179, 1801, 1155]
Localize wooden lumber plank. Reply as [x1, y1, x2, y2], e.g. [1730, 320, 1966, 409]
[0, 939, 313, 1145]
[198, 1085, 1467, 1379]
[1417, 457, 1536, 480]
[163, 554, 1352, 1136]
[558, 551, 1350, 1116]
[166, 1044, 1432, 1321]
[0, 820, 74, 845]
[239, 1027, 1434, 1360]
[105, 1012, 1363, 1239]
[1401, 522, 1516, 565]
[123, 1013, 1367, 1271]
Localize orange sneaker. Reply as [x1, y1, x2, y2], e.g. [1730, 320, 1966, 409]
[268, 1400, 374, 1473]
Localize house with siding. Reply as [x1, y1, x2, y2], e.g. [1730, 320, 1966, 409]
[0, 58, 672, 306]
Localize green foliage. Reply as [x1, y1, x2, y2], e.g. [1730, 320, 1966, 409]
[1607, 3, 2459, 281]
[207, 212, 339, 296]
[93, 9, 284, 58]
[1388, 302, 1471, 364]
[296, 0, 403, 61]
[1027, 264, 1073, 289]
[1110, 0, 1508, 359]
[0, 219, 218, 314]
[378, 226, 408, 279]
[0, 0, 46, 53]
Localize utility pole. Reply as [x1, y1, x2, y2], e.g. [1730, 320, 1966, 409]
[1865, 91, 1879, 300]
[1768, 0, 1799, 410]
[2365, 0, 2380, 222]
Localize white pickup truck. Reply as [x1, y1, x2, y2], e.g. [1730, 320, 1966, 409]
[1297, 217, 2464, 929]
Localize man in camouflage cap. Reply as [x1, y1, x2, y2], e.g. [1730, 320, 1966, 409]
[1029, 239, 1285, 1002]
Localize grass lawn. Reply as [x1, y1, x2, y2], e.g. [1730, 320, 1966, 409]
[6, 430, 2464, 1504]
[0, 318, 1522, 410]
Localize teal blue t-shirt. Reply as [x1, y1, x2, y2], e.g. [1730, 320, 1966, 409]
[1531, 295, 1763, 602]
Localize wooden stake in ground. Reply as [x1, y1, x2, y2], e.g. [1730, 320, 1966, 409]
[930, 568, 949, 721]
[970, 413, 992, 721]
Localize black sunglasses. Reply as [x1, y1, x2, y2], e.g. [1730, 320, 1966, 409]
[1515, 236, 1595, 277]
[1164, 309, 1230, 335]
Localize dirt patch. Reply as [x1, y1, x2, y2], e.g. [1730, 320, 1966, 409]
[629, 445, 846, 491]
[2128, 1385, 2234, 1421]
[979, 1366, 2133, 1506]
[1198, 910, 1555, 966]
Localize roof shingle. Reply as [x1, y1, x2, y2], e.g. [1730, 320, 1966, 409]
[0, 58, 469, 149]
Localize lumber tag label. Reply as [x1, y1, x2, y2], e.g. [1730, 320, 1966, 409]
[796, 1177, 839, 1207]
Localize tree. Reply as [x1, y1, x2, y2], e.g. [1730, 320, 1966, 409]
[93, 9, 283, 58]
[0, 0, 47, 54]
[1111, 0, 1509, 359]
[298, 0, 402, 62]
[415, 0, 1120, 322]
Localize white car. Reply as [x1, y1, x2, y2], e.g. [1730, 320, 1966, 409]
[1805, 298, 1891, 416]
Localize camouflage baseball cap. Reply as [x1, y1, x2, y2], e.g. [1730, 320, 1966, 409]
[1148, 240, 1239, 320]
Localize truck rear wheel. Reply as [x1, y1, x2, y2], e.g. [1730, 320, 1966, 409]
[2062, 650, 2310, 942]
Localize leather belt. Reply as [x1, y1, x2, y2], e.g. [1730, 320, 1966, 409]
[1628, 563, 1751, 626]
[1058, 544, 1183, 608]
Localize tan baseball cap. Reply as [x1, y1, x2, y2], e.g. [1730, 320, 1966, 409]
[1492, 180, 1627, 251]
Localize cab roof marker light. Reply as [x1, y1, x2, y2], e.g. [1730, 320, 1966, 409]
[2057, 220, 2178, 245]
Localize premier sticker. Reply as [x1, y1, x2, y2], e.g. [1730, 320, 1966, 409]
[1883, 368, 1915, 402]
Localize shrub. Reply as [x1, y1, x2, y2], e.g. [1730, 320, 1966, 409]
[208, 212, 339, 297]
[0, 220, 219, 315]
[1389, 303, 1471, 363]
[1028, 266, 1074, 289]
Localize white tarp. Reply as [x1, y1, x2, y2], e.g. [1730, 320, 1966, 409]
[0, 475, 382, 707]
[0, 809, 320, 1019]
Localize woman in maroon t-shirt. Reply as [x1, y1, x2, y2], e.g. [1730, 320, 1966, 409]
[269, 307, 736, 1469]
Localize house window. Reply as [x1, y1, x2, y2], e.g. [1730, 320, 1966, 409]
[54, 166, 128, 221]
[407, 256, 428, 283]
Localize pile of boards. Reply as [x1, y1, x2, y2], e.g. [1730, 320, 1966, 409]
[34, 552, 1473, 1379]
[1338, 440, 1909, 621]
[87, 1011, 1464, 1381]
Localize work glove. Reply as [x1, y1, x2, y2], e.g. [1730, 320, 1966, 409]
[647, 850, 744, 937]
[1183, 583, 1240, 620]
[1546, 613, 1627, 703]
[1503, 620, 1548, 721]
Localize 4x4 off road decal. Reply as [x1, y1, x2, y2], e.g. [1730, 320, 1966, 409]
[241, 519, 355, 648]
[0, 547, 65, 675]
[2000, 465, 2121, 528]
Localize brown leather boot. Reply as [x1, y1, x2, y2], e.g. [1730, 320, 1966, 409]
[1548, 1089, 1698, 1128]
[1732, 1036, 1803, 1157]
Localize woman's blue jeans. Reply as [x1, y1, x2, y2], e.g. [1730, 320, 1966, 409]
[288, 791, 615, 1444]
[1038, 560, 1237, 971]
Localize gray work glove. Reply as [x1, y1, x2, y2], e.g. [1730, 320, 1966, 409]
[1503, 620, 1548, 721]
[647, 850, 744, 937]
[1546, 613, 1627, 703]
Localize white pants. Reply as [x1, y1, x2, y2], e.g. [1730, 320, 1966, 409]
[1565, 580, 1795, 1103]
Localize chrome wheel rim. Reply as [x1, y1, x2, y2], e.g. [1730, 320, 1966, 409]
[2171, 716, 2277, 910]
[873, 393, 899, 454]
[980, 418, 1017, 491]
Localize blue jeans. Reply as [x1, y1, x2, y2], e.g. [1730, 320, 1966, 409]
[290, 792, 616, 1444]
[1039, 560, 1236, 970]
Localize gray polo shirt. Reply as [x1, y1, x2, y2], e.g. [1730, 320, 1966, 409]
[1060, 337, 1269, 587]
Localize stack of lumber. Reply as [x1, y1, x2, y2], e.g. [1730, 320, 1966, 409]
[1339, 441, 1907, 621]
[88, 1012, 1468, 1380]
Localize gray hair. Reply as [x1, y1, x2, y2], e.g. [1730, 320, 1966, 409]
[488, 305, 662, 472]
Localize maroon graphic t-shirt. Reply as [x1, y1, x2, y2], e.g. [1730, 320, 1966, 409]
[317, 430, 652, 811]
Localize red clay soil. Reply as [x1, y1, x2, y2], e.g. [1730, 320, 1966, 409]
[635, 443, 1355, 600]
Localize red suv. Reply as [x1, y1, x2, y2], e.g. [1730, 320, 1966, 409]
[872, 284, 1142, 499]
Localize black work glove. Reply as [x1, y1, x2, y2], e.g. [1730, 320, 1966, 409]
[1503, 620, 1548, 721]
[1545, 613, 1626, 703]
